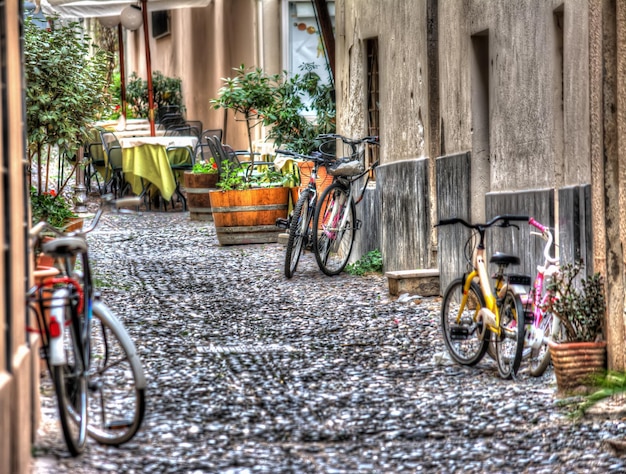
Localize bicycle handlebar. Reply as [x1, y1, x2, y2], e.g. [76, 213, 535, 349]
[275, 149, 330, 165]
[436, 214, 529, 230]
[528, 217, 558, 264]
[317, 134, 380, 146]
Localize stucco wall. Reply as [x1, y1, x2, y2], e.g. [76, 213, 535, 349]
[336, 0, 429, 160]
[126, 0, 269, 151]
[439, 0, 591, 195]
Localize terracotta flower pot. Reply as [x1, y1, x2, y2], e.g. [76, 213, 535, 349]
[548, 340, 607, 393]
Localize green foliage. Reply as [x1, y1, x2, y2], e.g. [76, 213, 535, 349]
[216, 161, 247, 191]
[211, 63, 336, 156]
[125, 71, 184, 119]
[30, 187, 76, 229]
[345, 250, 383, 276]
[25, 16, 110, 194]
[264, 63, 336, 154]
[192, 157, 219, 174]
[542, 261, 605, 342]
[568, 371, 626, 418]
[250, 168, 294, 188]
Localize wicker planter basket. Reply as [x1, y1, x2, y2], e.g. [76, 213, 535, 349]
[549, 340, 607, 393]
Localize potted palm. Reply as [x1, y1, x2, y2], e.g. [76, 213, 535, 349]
[543, 261, 606, 393]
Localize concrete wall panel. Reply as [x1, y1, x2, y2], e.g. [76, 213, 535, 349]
[351, 182, 381, 265]
[485, 189, 555, 278]
[436, 152, 471, 292]
[558, 184, 593, 271]
[377, 158, 431, 271]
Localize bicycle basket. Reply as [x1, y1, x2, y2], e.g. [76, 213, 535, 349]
[327, 155, 365, 176]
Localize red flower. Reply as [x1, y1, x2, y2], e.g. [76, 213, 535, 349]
[49, 189, 57, 197]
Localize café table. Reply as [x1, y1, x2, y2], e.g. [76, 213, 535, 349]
[118, 136, 198, 202]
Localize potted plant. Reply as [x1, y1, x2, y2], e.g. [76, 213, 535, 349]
[211, 65, 334, 244]
[183, 157, 219, 221]
[542, 260, 607, 393]
[209, 160, 290, 245]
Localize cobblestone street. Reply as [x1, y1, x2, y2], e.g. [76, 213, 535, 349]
[31, 211, 626, 473]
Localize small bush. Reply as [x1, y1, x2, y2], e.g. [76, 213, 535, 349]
[345, 250, 383, 276]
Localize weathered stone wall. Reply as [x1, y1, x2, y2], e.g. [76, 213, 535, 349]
[335, 1, 433, 270]
[439, 0, 591, 194]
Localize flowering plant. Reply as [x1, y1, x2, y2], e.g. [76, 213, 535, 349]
[192, 156, 219, 174]
[30, 187, 77, 229]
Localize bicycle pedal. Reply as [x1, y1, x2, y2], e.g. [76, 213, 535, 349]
[355, 219, 362, 230]
[450, 325, 470, 340]
[275, 218, 289, 230]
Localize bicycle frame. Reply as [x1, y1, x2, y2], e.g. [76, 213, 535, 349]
[458, 241, 503, 338]
[525, 218, 560, 349]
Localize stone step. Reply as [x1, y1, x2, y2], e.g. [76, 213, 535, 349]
[385, 268, 440, 297]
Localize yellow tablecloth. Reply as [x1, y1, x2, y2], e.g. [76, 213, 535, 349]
[119, 137, 197, 201]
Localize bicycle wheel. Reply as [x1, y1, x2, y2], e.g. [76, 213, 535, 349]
[494, 291, 525, 379]
[51, 290, 88, 456]
[86, 301, 146, 445]
[313, 182, 355, 276]
[284, 189, 311, 278]
[440, 278, 489, 365]
[528, 309, 565, 376]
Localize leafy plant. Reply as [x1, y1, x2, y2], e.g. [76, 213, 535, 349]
[216, 161, 247, 191]
[250, 168, 294, 188]
[211, 65, 279, 155]
[125, 71, 184, 119]
[25, 16, 110, 196]
[30, 187, 76, 229]
[211, 63, 336, 157]
[264, 63, 336, 154]
[542, 261, 605, 342]
[192, 157, 219, 174]
[345, 250, 383, 276]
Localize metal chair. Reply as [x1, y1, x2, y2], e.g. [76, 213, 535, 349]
[99, 131, 129, 198]
[166, 143, 196, 211]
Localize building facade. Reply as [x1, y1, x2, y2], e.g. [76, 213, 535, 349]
[335, 0, 626, 369]
[0, 2, 38, 473]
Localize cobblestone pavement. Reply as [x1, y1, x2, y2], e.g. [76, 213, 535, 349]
[31, 210, 626, 473]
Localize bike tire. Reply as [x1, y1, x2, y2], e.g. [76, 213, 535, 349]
[440, 278, 490, 365]
[284, 189, 311, 278]
[86, 301, 146, 445]
[495, 291, 525, 379]
[313, 182, 355, 276]
[52, 291, 88, 456]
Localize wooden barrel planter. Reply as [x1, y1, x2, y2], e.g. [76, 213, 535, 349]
[183, 172, 219, 221]
[209, 187, 289, 245]
[549, 341, 607, 393]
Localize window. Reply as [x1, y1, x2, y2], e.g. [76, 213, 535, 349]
[151, 11, 170, 39]
[366, 38, 379, 171]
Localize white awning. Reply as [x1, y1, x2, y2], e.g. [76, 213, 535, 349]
[40, 0, 212, 18]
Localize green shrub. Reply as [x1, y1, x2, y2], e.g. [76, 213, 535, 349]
[345, 250, 383, 276]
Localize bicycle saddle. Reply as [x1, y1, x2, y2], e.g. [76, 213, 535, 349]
[490, 252, 520, 266]
[42, 236, 87, 258]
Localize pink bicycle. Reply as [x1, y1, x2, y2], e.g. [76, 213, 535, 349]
[522, 217, 563, 376]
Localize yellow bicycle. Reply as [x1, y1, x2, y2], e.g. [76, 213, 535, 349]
[437, 215, 529, 379]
